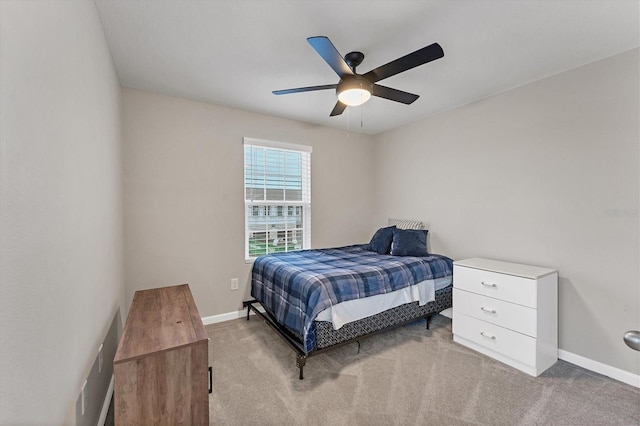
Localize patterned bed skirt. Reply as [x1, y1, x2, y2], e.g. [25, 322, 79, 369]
[313, 284, 453, 349]
[245, 284, 453, 379]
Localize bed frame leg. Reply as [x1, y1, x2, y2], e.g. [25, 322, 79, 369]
[242, 300, 255, 321]
[426, 314, 432, 330]
[296, 354, 307, 380]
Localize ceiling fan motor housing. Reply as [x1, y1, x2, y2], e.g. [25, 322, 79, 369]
[336, 74, 373, 96]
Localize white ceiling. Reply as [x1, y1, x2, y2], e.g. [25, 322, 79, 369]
[94, 0, 639, 135]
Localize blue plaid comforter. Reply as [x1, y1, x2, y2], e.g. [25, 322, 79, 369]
[251, 244, 453, 353]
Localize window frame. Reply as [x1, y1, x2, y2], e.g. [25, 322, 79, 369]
[243, 137, 312, 262]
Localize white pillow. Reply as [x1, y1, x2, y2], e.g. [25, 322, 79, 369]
[388, 218, 424, 230]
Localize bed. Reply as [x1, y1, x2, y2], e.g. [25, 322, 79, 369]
[243, 221, 454, 379]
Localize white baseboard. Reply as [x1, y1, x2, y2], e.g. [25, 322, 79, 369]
[558, 349, 639, 388]
[98, 374, 114, 426]
[201, 310, 247, 325]
[439, 307, 453, 319]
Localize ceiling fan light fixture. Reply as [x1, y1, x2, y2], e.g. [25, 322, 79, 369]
[336, 76, 373, 106]
[338, 87, 371, 106]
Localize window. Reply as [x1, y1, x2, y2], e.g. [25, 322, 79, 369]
[244, 137, 311, 260]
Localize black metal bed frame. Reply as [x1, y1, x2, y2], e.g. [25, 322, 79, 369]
[242, 299, 435, 380]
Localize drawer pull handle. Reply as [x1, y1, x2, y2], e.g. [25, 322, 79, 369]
[481, 281, 497, 288]
[480, 306, 497, 314]
[480, 332, 496, 340]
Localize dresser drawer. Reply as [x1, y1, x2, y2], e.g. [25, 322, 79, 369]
[453, 313, 536, 367]
[453, 288, 537, 337]
[453, 265, 537, 308]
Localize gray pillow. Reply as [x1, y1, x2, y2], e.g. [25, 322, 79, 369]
[388, 218, 424, 230]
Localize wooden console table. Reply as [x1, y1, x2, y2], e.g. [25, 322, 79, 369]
[114, 284, 209, 425]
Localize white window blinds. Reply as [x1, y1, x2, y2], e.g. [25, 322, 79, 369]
[243, 137, 311, 260]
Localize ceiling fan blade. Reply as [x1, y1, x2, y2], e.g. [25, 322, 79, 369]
[372, 84, 420, 104]
[363, 43, 444, 83]
[329, 101, 347, 117]
[273, 84, 337, 95]
[307, 36, 354, 78]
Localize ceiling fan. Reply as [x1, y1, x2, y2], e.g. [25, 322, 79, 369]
[273, 36, 444, 117]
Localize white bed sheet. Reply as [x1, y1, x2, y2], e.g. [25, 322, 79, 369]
[315, 276, 452, 330]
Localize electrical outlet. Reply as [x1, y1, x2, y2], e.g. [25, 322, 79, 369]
[81, 380, 88, 415]
[98, 344, 103, 373]
[231, 278, 239, 291]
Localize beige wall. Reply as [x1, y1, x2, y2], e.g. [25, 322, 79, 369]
[121, 88, 376, 317]
[0, 1, 124, 424]
[373, 49, 640, 375]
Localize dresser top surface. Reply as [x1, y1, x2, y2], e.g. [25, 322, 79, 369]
[115, 284, 208, 363]
[454, 258, 557, 279]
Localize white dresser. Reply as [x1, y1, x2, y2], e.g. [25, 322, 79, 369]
[452, 258, 558, 376]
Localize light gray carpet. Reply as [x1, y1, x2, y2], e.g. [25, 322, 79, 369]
[207, 315, 640, 425]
